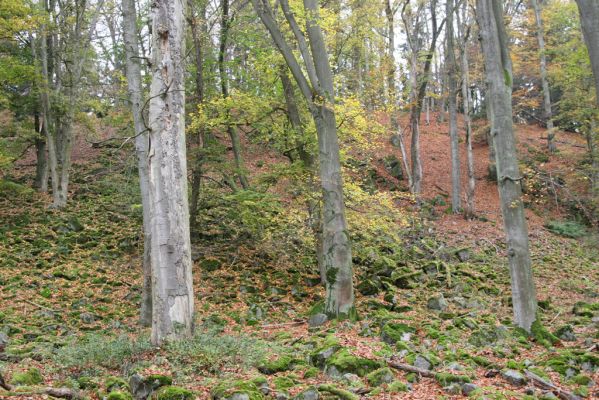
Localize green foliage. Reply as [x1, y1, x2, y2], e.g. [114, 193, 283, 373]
[326, 348, 382, 377]
[166, 327, 281, 374]
[211, 380, 264, 400]
[152, 386, 194, 400]
[11, 367, 43, 386]
[545, 220, 587, 238]
[53, 334, 152, 369]
[107, 391, 133, 400]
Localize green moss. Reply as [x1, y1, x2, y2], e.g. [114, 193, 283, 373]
[530, 320, 559, 347]
[250, 376, 267, 386]
[366, 367, 394, 386]
[572, 302, 597, 317]
[317, 384, 359, 400]
[574, 386, 589, 397]
[11, 368, 43, 386]
[326, 348, 382, 377]
[387, 380, 408, 393]
[273, 376, 295, 390]
[570, 374, 591, 385]
[152, 386, 194, 400]
[303, 367, 320, 379]
[381, 322, 416, 344]
[146, 375, 173, 387]
[211, 380, 264, 400]
[105, 376, 128, 392]
[107, 391, 133, 400]
[434, 372, 471, 387]
[405, 373, 417, 383]
[258, 355, 298, 374]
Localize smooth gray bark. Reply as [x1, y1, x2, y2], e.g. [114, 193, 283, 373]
[446, 0, 461, 213]
[122, 0, 152, 327]
[49, 0, 104, 208]
[219, 0, 250, 190]
[575, 0, 599, 190]
[458, 2, 476, 218]
[476, 0, 537, 332]
[252, 0, 355, 318]
[188, 0, 207, 229]
[39, 21, 59, 203]
[148, 0, 195, 345]
[575, 0, 599, 107]
[530, 0, 555, 152]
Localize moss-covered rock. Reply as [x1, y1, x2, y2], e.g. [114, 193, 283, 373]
[387, 380, 408, 393]
[211, 380, 264, 400]
[273, 376, 295, 390]
[380, 322, 415, 345]
[530, 320, 560, 347]
[317, 384, 358, 400]
[434, 372, 471, 387]
[303, 367, 320, 379]
[366, 367, 394, 386]
[258, 355, 300, 374]
[107, 391, 134, 400]
[572, 302, 598, 317]
[152, 386, 194, 400]
[325, 348, 382, 377]
[11, 368, 43, 386]
[106, 376, 129, 392]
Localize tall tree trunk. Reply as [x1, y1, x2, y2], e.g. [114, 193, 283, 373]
[148, 0, 195, 345]
[530, 0, 555, 152]
[122, 0, 152, 327]
[476, 0, 537, 332]
[304, 0, 354, 318]
[575, 0, 599, 106]
[405, 0, 444, 198]
[253, 0, 355, 318]
[219, 0, 249, 190]
[575, 0, 599, 190]
[280, 67, 323, 283]
[458, 3, 476, 219]
[188, 0, 207, 229]
[446, 0, 461, 212]
[39, 19, 59, 203]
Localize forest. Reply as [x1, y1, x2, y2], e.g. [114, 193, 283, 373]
[0, 0, 598, 399]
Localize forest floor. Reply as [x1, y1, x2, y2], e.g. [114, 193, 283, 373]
[0, 115, 597, 400]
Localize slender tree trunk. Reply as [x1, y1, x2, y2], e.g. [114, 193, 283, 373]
[188, 0, 207, 229]
[280, 67, 324, 283]
[575, 0, 599, 106]
[148, 0, 195, 345]
[39, 21, 59, 202]
[219, 0, 249, 190]
[458, 4, 476, 219]
[446, 0, 461, 212]
[122, 0, 152, 327]
[253, 0, 355, 318]
[34, 136, 49, 192]
[304, 0, 354, 318]
[477, 0, 537, 332]
[530, 0, 555, 152]
[575, 0, 599, 189]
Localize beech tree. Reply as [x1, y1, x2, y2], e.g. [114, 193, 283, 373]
[148, 0, 195, 344]
[446, 0, 460, 213]
[530, 0, 555, 152]
[122, 0, 152, 327]
[574, 0, 599, 107]
[251, 0, 355, 319]
[476, 0, 537, 332]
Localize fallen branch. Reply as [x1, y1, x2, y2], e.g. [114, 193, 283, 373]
[524, 370, 581, 400]
[21, 299, 58, 313]
[261, 320, 305, 329]
[0, 372, 11, 391]
[388, 361, 435, 378]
